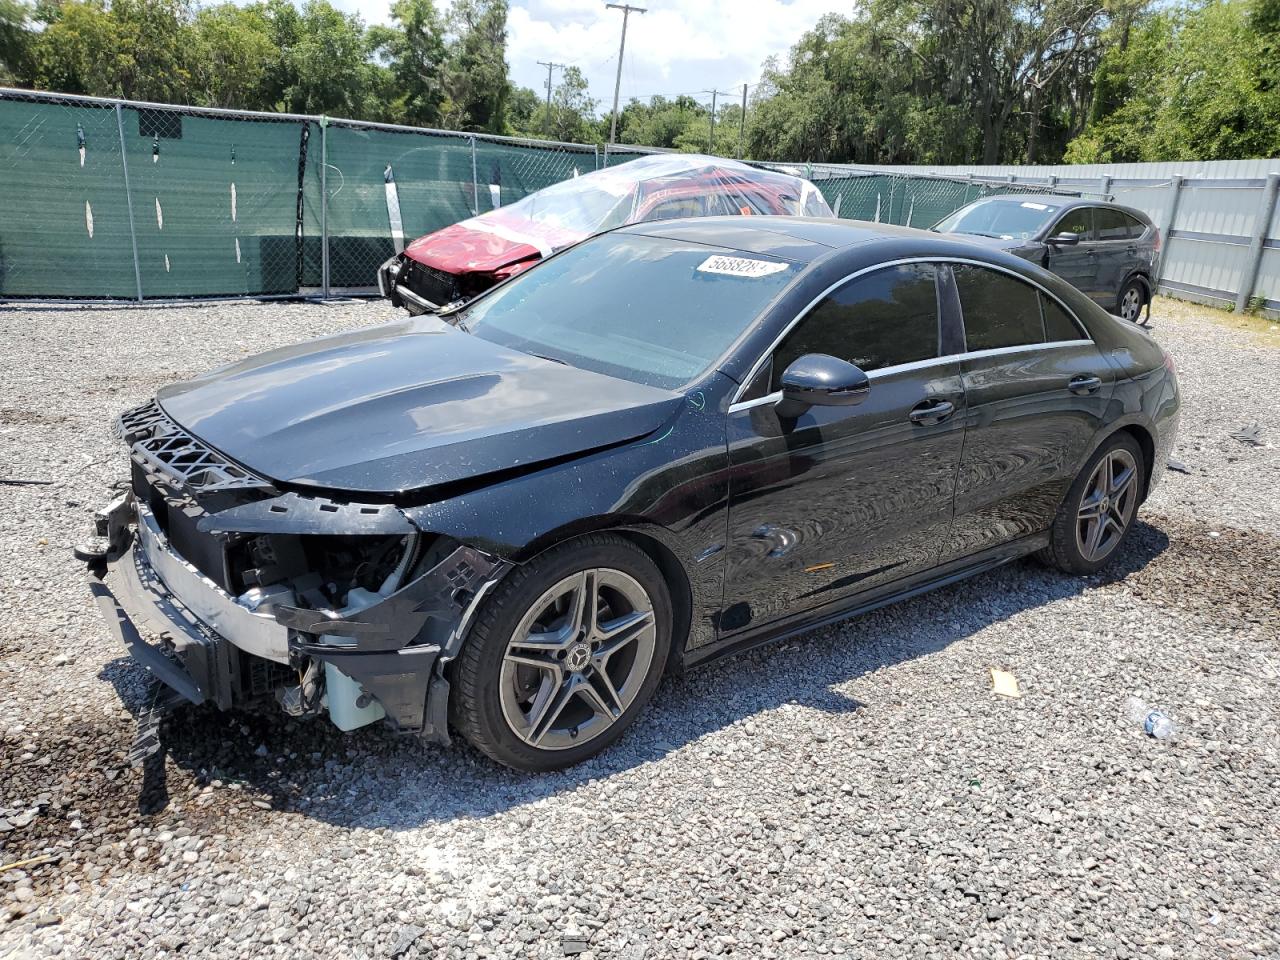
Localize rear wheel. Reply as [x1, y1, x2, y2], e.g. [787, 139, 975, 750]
[1038, 433, 1145, 575]
[1116, 278, 1145, 323]
[450, 534, 672, 771]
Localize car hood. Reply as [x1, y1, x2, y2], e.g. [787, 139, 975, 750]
[405, 215, 585, 275]
[156, 318, 682, 495]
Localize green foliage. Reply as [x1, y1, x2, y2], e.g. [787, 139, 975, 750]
[1068, 0, 1280, 162]
[526, 65, 596, 142]
[0, 0, 32, 83]
[187, 3, 275, 109]
[441, 0, 509, 133]
[370, 0, 446, 126]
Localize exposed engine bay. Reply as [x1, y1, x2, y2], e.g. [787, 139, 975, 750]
[83, 400, 508, 742]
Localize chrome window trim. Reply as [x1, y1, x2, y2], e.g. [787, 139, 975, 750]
[726, 342, 1091, 414]
[728, 256, 1091, 409]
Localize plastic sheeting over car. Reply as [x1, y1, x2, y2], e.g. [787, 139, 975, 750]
[433, 154, 834, 263]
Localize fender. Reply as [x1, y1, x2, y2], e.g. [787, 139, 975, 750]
[402, 398, 732, 651]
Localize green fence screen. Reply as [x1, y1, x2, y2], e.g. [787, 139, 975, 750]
[0, 89, 1075, 301]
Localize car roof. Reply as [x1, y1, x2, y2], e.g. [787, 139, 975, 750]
[619, 215, 931, 262]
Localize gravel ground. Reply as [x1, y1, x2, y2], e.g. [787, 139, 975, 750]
[0, 295, 1277, 960]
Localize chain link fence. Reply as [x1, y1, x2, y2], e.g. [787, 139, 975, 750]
[0, 88, 1075, 301]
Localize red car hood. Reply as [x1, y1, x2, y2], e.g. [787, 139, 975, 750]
[405, 214, 584, 275]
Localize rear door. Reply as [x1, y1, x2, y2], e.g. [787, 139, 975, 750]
[943, 264, 1115, 561]
[1093, 208, 1144, 306]
[1044, 206, 1100, 300]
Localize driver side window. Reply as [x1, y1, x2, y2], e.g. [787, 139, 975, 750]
[1051, 208, 1093, 239]
[768, 264, 941, 391]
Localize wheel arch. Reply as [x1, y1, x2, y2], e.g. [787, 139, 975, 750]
[1122, 270, 1153, 304]
[513, 518, 697, 669]
[1078, 421, 1155, 504]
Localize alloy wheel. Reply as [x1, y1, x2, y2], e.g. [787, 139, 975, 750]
[1075, 448, 1139, 562]
[499, 568, 657, 751]
[1120, 287, 1142, 322]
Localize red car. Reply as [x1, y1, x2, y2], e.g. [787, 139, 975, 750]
[378, 154, 833, 314]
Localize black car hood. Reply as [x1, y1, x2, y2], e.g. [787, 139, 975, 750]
[156, 317, 682, 495]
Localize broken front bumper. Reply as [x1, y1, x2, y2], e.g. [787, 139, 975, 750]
[85, 493, 506, 742]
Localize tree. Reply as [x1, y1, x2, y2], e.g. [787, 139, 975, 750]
[441, 0, 509, 133]
[370, 0, 446, 126]
[1066, 0, 1280, 162]
[505, 83, 540, 134]
[534, 65, 596, 142]
[0, 0, 32, 83]
[267, 0, 383, 118]
[187, 3, 276, 109]
[31, 0, 130, 97]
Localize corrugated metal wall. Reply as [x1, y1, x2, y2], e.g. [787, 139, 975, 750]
[834, 159, 1280, 315]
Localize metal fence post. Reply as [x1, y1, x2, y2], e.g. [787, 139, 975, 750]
[320, 117, 329, 298]
[114, 102, 144, 302]
[470, 135, 479, 215]
[594, 144, 600, 171]
[1155, 175, 1183, 287]
[1235, 172, 1280, 313]
[1099, 175, 1112, 198]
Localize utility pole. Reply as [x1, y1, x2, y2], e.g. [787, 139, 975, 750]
[537, 60, 564, 136]
[738, 83, 748, 159]
[606, 3, 645, 146]
[704, 89, 730, 154]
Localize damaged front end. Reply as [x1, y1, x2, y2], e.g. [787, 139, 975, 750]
[83, 400, 509, 743]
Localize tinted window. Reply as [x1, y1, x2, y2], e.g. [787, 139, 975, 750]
[955, 265, 1044, 350]
[1095, 208, 1134, 240]
[1123, 212, 1147, 237]
[1052, 207, 1092, 239]
[1041, 293, 1084, 341]
[771, 264, 939, 387]
[463, 233, 800, 389]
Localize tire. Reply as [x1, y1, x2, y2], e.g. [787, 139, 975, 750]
[1037, 432, 1146, 575]
[449, 533, 672, 771]
[1116, 277, 1146, 323]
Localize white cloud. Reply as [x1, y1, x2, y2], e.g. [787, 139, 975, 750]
[332, 0, 839, 111]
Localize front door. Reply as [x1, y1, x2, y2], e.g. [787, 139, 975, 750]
[1044, 206, 1100, 300]
[720, 263, 967, 634]
[944, 263, 1115, 560]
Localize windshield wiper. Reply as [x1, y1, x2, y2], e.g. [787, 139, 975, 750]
[529, 352, 567, 365]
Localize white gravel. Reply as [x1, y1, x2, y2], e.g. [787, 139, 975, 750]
[1, 296, 1278, 960]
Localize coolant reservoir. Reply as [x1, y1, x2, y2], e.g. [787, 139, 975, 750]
[325, 587, 387, 731]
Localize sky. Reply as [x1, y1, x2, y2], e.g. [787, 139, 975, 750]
[331, 0, 843, 113]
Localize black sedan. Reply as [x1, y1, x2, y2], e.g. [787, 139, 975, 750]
[85, 217, 1180, 771]
[933, 195, 1159, 323]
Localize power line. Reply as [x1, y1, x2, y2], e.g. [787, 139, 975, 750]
[536, 61, 565, 136]
[605, 3, 646, 146]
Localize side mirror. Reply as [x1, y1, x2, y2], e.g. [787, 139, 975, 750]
[1048, 231, 1081, 246]
[775, 354, 870, 419]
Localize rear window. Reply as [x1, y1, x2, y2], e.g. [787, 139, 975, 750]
[955, 265, 1086, 349]
[1096, 208, 1138, 240]
[460, 233, 800, 389]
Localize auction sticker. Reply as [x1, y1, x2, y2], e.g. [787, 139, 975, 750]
[697, 255, 789, 278]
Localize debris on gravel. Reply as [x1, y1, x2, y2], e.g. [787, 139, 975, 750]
[1, 296, 1277, 959]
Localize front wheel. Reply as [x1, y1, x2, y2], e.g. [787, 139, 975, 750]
[1038, 433, 1145, 575]
[1116, 278, 1146, 323]
[449, 534, 672, 771]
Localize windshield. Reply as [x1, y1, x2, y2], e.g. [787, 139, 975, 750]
[459, 232, 801, 389]
[501, 178, 636, 235]
[933, 198, 1058, 240]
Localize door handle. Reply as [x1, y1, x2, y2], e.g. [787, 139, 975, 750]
[909, 399, 955, 424]
[1069, 375, 1102, 395]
